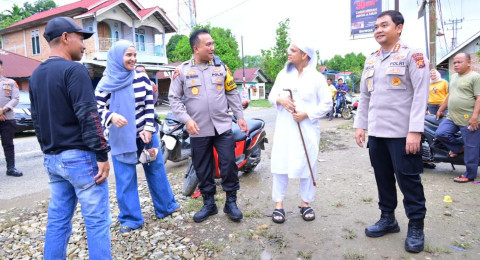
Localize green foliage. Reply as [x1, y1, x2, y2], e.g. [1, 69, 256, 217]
[166, 34, 188, 62]
[324, 52, 366, 88]
[261, 18, 290, 82]
[170, 25, 241, 72]
[0, 0, 56, 29]
[243, 55, 262, 67]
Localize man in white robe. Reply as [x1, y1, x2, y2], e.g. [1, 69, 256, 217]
[268, 41, 332, 223]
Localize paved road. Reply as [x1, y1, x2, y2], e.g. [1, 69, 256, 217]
[0, 106, 279, 210]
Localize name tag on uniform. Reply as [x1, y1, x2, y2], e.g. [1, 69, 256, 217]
[365, 69, 374, 78]
[386, 66, 406, 75]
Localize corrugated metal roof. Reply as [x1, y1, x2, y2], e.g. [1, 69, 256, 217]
[233, 67, 262, 82]
[0, 50, 41, 78]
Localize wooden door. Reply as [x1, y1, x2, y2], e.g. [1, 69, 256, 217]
[97, 22, 111, 51]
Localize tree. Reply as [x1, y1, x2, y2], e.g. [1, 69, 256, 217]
[243, 55, 262, 68]
[169, 25, 241, 72]
[166, 34, 188, 62]
[261, 18, 290, 82]
[0, 0, 56, 29]
[323, 52, 366, 90]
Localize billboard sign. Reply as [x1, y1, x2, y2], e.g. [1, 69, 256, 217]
[351, 0, 382, 36]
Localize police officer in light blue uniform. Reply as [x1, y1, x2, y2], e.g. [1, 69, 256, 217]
[0, 59, 23, 177]
[354, 10, 429, 253]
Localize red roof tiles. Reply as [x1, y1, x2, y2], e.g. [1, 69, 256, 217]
[0, 50, 42, 78]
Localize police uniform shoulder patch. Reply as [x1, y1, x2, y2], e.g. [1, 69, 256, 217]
[224, 65, 237, 91]
[172, 69, 181, 80]
[412, 53, 425, 69]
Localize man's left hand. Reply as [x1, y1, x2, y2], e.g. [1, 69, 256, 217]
[0, 115, 5, 121]
[292, 111, 308, 123]
[467, 117, 479, 131]
[406, 132, 422, 154]
[238, 118, 249, 134]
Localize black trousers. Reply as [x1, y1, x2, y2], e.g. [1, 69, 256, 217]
[368, 136, 426, 220]
[190, 129, 239, 195]
[0, 120, 16, 163]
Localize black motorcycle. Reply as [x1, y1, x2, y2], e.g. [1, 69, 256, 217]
[159, 112, 191, 164]
[422, 115, 480, 169]
[338, 93, 354, 120]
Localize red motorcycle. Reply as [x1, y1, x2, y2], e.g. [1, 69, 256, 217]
[181, 117, 267, 197]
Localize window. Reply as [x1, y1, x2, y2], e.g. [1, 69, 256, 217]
[114, 31, 119, 42]
[31, 30, 40, 55]
[135, 29, 145, 52]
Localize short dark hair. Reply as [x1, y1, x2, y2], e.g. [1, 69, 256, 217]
[338, 78, 343, 81]
[327, 78, 332, 81]
[135, 65, 146, 69]
[378, 10, 404, 26]
[0, 59, 2, 66]
[189, 28, 210, 52]
[455, 52, 471, 61]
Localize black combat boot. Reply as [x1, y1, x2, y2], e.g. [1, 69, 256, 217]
[405, 219, 425, 253]
[193, 194, 218, 223]
[223, 191, 243, 221]
[365, 211, 400, 237]
[6, 157, 22, 177]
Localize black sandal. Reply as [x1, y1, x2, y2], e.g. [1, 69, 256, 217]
[272, 209, 286, 224]
[300, 206, 315, 221]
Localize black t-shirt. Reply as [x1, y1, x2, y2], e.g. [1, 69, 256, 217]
[29, 58, 109, 161]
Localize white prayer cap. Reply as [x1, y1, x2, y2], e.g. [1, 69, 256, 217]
[290, 37, 317, 68]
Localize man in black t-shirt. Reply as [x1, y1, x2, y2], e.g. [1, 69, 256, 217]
[29, 17, 112, 259]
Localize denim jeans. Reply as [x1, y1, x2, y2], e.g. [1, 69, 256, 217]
[112, 133, 179, 229]
[43, 149, 112, 260]
[335, 96, 344, 114]
[435, 118, 480, 179]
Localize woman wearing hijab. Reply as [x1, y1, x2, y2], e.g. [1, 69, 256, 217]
[268, 41, 332, 223]
[96, 40, 179, 233]
[428, 69, 448, 115]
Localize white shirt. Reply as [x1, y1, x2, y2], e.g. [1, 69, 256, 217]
[268, 65, 332, 178]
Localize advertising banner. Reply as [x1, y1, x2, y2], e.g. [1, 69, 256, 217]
[351, 0, 382, 35]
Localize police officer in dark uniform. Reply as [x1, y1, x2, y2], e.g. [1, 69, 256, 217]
[354, 11, 429, 253]
[0, 59, 23, 177]
[169, 29, 249, 223]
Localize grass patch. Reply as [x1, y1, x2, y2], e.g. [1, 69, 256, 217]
[343, 250, 366, 259]
[336, 121, 353, 130]
[266, 231, 288, 248]
[202, 241, 223, 253]
[156, 114, 166, 121]
[342, 228, 357, 239]
[249, 99, 271, 107]
[452, 240, 471, 249]
[330, 202, 345, 208]
[297, 250, 313, 259]
[243, 209, 262, 218]
[362, 197, 373, 202]
[185, 198, 203, 213]
[424, 244, 450, 254]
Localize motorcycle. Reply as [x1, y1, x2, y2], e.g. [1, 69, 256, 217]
[159, 112, 191, 164]
[338, 93, 354, 120]
[182, 117, 268, 196]
[421, 115, 480, 169]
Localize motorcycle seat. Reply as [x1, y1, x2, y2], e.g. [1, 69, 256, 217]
[231, 119, 264, 141]
[425, 115, 443, 126]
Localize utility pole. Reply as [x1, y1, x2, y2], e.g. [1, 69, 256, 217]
[189, 0, 196, 29]
[445, 18, 463, 51]
[428, 0, 436, 69]
[394, 0, 399, 11]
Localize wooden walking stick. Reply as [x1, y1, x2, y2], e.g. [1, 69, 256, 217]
[283, 89, 316, 186]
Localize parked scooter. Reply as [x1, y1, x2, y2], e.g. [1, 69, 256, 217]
[422, 115, 480, 169]
[159, 112, 191, 164]
[182, 117, 268, 196]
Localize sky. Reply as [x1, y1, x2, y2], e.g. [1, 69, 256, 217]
[1, 0, 479, 62]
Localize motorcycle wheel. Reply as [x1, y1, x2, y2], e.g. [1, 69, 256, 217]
[182, 159, 199, 196]
[160, 139, 169, 165]
[342, 108, 353, 120]
[242, 145, 261, 173]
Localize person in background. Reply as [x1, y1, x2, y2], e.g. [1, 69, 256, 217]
[354, 10, 429, 253]
[0, 59, 23, 177]
[326, 78, 337, 121]
[427, 69, 448, 115]
[29, 17, 112, 259]
[335, 78, 349, 117]
[435, 52, 480, 183]
[268, 40, 332, 224]
[96, 40, 179, 234]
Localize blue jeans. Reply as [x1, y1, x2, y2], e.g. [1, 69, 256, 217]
[43, 150, 112, 260]
[112, 133, 179, 229]
[435, 118, 480, 179]
[335, 96, 344, 114]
